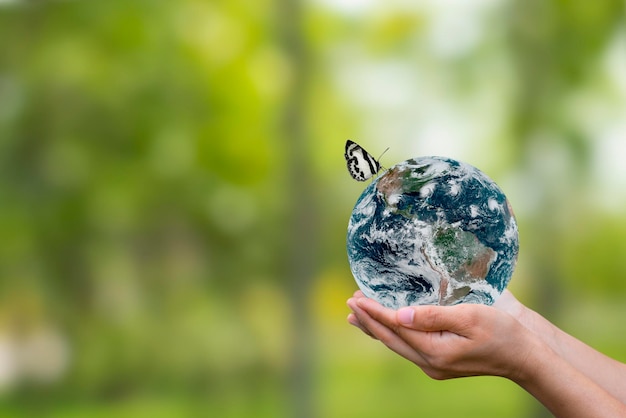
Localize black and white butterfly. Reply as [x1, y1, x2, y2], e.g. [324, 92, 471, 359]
[344, 140, 388, 181]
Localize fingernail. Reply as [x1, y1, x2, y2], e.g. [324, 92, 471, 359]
[397, 307, 414, 325]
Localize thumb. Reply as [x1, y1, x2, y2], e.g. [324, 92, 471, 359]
[396, 305, 461, 332]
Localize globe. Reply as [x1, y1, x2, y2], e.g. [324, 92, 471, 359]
[347, 156, 519, 309]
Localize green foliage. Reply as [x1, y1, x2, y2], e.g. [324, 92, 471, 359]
[0, 0, 624, 417]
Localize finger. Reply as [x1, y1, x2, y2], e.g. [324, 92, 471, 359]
[347, 312, 375, 339]
[354, 297, 399, 330]
[394, 305, 472, 334]
[354, 298, 451, 348]
[352, 300, 426, 365]
[347, 312, 359, 327]
[354, 310, 425, 365]
[347, 297, 376, 338]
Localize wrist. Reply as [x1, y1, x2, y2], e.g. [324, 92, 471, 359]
[494, 291, 562, 357]
[516, 305, 563, 357]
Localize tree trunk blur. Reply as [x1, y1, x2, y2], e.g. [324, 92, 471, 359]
[279, 0, 318, 417]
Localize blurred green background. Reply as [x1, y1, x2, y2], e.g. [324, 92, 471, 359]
[0, 0, 625, 417]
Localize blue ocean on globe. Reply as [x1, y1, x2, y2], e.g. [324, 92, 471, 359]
[347, 157, 519, 309]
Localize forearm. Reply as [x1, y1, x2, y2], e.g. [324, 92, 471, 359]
[514, 337, 626, 418]
[519, 304, 626, 404]
[349, 290, 626, 415]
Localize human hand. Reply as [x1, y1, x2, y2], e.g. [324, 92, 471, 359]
[346, 290, 538, 381]
[348, 291, 626, 417]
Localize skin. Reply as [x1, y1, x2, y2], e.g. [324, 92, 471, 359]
[347, 290, 626, 418]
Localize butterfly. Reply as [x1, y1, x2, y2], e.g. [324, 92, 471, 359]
[344, 140, 389, 181]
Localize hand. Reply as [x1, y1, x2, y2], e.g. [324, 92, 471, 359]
[347, 290, 626, 417]
[346, 290, 537, 381]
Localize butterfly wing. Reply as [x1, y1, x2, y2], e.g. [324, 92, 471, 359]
[345, 140, 381, 181]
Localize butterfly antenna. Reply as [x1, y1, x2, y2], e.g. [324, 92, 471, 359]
[377, 147, 390, 170]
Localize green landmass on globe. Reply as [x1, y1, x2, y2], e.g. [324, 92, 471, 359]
[347, 157, 519, 308]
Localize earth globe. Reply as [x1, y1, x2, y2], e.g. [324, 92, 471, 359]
[347, 156, 519, 309]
